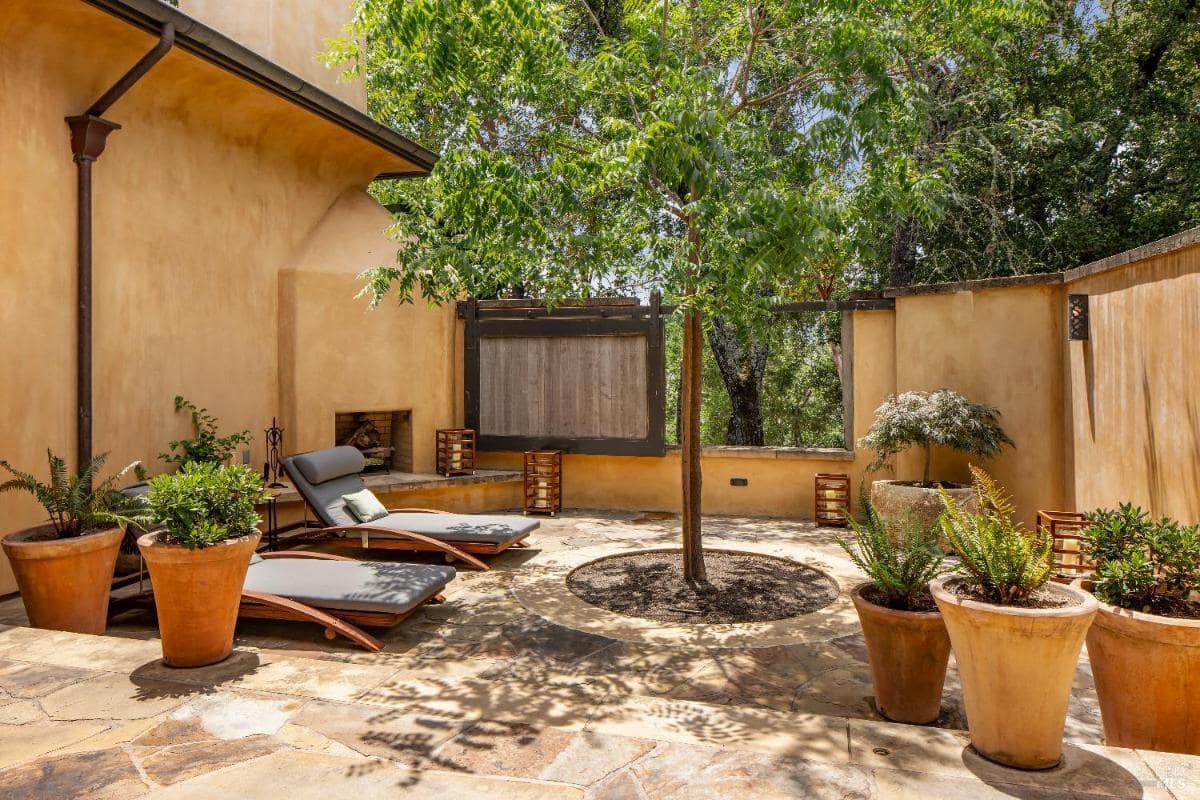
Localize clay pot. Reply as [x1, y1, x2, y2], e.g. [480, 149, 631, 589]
[1, 525, 123, 634]
[1086, 600, 1200, 754]
[851, 583, 951, 724]
[869, 480, 976, 552]
[931, 575, 1096, 769]
[138, 530, 260, 668]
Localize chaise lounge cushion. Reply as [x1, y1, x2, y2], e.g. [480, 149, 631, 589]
[348, 513, 539, 546]
[244, 557, 455, 614]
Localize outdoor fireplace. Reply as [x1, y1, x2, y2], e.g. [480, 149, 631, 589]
[334, 410, 413, 473]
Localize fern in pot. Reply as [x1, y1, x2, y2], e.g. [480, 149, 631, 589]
[139, 461, 266, 667]
[930, 467, 1096, 770]
[0, 451, 148, 634]
[1079, 504, 1200, 754]
[836, 496, 949, 724]
[859, 389, 1012, 549]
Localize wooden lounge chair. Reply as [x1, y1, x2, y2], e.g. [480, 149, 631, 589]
[239, 551, 456, 651]
[109, 549, 458, 652]
[282, 447, 538, 570]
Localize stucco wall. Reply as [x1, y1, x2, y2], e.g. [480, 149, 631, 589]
[279, 190, 459, 472]
[891, 286, 1068, 524]
[0, 0, 422, 593]
[179, 0, 367, 111]
[1066, 243, 1200, 520]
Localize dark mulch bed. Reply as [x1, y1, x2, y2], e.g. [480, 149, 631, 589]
[566, 549, 839, 624]
[1121, 597, 1200, 620]
[861, 585, 938, 613]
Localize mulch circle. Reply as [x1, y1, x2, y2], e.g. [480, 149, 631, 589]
[566, 549, 839, 624]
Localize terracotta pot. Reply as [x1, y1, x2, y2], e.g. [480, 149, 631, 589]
[851, 583, 951, 724]
[138, 530, 260, 668]
[870, 480, 976, 552]
[1086, 599, 1200, 754]
[931, 575, 1096, 769]
[1, 525, 123, 634]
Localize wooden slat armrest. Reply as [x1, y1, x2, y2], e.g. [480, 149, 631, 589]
[386, 507, 451, 514]
[257, 551, 359, 562]
[319, 525, 489, 571]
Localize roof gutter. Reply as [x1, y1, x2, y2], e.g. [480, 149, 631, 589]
[78, 0, 438, 178]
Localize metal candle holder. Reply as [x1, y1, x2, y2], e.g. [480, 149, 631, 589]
[264, 417, 286, 488]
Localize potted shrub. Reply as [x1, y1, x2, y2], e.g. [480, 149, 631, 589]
[1080, 504, 1200, 754]
[0, 451, 148, 634]
[931, 467, 1096, 770]
[139, 461, 266, 667]
[837, 498, 950, 724]
[859, 390, 1012, 548]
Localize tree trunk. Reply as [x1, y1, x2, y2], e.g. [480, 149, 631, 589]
[680, 220, 706, 583]
[888, 218, 918, 288]
[707, 317, 768, 446]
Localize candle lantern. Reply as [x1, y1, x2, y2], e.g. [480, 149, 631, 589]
[814, 473, 851, 527]
[436, 428, 476, 476]
[523, 450, 562, 515]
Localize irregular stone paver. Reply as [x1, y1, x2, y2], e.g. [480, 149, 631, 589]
[1, 512, 1197, 799]
[139, 734, 282, 785]
[0, 746, 148, 799]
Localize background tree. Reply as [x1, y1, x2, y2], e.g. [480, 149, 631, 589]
[331, 0, 1044, 582]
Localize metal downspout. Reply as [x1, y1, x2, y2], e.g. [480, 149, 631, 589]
[66, 23, 174, 476]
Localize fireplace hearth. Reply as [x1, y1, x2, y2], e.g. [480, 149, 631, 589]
[335, 410, 413, 473]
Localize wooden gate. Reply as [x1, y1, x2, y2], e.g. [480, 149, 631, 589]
[460, 296, 666, 455]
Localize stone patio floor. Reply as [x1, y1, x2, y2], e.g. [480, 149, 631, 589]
[0, 510, 1197, 798]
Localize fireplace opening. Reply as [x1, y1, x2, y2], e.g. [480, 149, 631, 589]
[335, 410, 413, 473]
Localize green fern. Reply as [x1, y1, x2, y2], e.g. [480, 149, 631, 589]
[0, 450, 151, 538]
[938, 466, 1052, 604]
[836, 493, 946, 611]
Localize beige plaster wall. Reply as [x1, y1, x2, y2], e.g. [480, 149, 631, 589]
[279, 190, 458, 472]
[890, 286, 1068, 525]
[0, 0, 418, 593]
[1066, 244, 1200, 521]
[179, 0, 367, 111]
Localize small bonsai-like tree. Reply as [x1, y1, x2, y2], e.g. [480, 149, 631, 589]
[859, 390, 1013, 487]
[1083, 503, 1200, 614]
[836, 494, 946, 611]
[0, 450, 149, 538]
[938, 467, 1052, 605]
[160, 396, 252, 468]
[145, 462, 266, 549]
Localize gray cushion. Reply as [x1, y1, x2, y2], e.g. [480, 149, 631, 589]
[346, 513, 539, 545]
[244, 559, 455, 614]
[290, 447, 365, 486]
[283, 455, 365, 527]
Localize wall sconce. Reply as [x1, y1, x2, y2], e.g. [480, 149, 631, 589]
[1068, 294, 1089, 341]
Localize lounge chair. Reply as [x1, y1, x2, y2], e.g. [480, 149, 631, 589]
[282, 446, 538, 570]
[239, 551, 454, 651]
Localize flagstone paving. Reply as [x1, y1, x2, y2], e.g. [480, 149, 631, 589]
[0, 510, 1196, 798]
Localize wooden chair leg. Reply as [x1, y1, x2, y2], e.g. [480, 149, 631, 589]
[241, 590, 383, 652]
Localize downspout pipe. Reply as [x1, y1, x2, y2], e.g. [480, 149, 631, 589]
[66, 23, 174, 477]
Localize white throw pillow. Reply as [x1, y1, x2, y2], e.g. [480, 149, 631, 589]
[342, 489, 388, 523]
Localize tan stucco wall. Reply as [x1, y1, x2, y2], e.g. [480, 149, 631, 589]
[891, 286, 1068, 524]
[179, 0, 367, 111]
[279, 190, 458, 472]
[1066, 244, 1200, 520]
[0, 0, 420, 593]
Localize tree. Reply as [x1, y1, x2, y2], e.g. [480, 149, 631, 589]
[331, 0, 1044, 582]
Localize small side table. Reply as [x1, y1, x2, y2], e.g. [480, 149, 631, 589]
[260, 491, 282, 551]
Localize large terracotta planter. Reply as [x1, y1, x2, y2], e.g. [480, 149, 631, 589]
[851, 583, 951, 724]
[870, 480, 975, 551]
[1, 525, 123, 634]
[931, 575, 1096, 769]
[138, 530, 260, 668]
[1086, 600, 1200, 754]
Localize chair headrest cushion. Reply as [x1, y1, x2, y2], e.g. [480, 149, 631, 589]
[291, 446, 365, 485]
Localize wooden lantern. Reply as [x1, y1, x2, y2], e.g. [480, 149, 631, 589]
[523, 450, 562, 515]
[436, 428, 476, 476]
[1036, 510, 1093, 583]
[815, 473, 851, 527]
